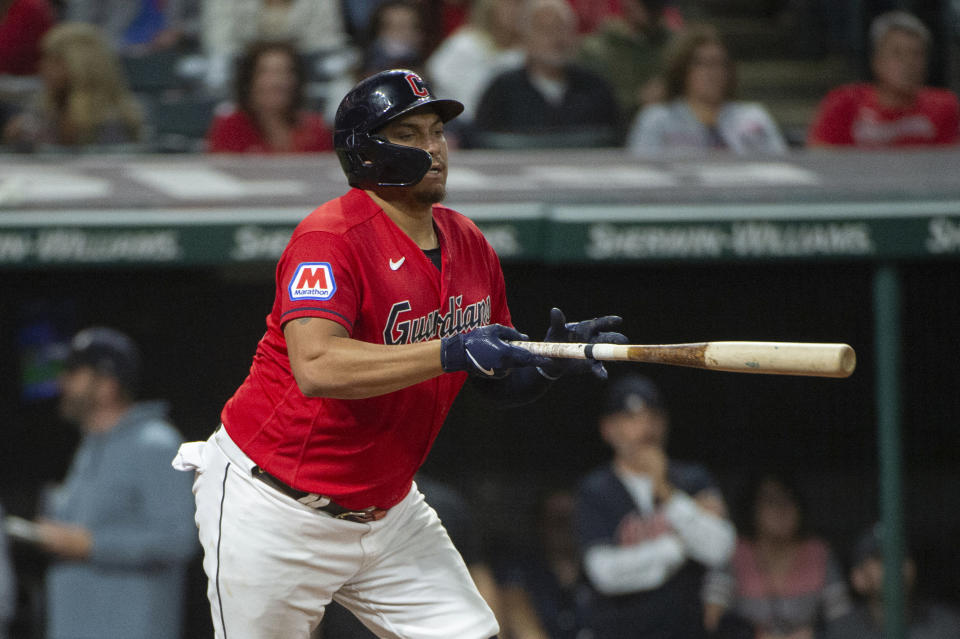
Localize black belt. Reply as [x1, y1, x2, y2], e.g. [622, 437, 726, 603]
[251, 466, 387, 523]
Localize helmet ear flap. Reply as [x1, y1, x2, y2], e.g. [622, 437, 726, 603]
[336, 131, 431, 188]
[347, 132, 375, 168]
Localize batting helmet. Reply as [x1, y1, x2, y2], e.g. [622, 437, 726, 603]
[334, 69, 464, 188]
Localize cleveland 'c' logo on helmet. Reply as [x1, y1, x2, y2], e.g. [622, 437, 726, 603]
[405, 73, 429, 98]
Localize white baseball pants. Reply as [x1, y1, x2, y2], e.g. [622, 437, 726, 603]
[173, 429, 498, 639]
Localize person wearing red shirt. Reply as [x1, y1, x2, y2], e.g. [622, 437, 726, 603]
[206, 40, 333, 153]
[0, 0, 55, 75]
[808, 10, 959, 148]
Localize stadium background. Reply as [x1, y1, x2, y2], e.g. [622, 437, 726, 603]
[2, 0, 960, 635]
[1, 149, 959, 636]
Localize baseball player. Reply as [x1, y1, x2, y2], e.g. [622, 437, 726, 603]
[173, 69, 627, 639]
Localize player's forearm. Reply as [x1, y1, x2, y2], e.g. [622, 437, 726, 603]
[583, 534, 686, 595]
[292, 336, 446, 399]
[662, 492, 736, 567]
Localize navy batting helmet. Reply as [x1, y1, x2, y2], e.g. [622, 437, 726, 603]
[334, 69, 463, 188]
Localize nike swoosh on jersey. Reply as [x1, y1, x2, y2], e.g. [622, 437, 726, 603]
[389, 256, 405, 270]
[465, 349, 495, 376]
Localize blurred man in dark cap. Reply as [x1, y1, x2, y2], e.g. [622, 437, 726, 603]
[27, 327, 197, 639]
[574, 374, 735, 639]
[824, 523, 960, 639]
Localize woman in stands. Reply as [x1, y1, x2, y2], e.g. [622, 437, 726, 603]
[206, 40, 332, 153]
[3, 22, 144, 150]
[703, 473, 852, 639]
[627, 24, 787, 154]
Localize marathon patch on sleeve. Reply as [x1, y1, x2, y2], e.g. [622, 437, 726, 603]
[288, 262, 337, 301]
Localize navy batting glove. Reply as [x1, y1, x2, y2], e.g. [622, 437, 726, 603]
[441, 324, 552, 378]
[539, 307, 628, 380]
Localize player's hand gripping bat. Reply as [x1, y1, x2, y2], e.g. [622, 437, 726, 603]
[507, 341, 856, 378]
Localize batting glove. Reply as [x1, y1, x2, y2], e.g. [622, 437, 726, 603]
[538, 307, 628, 380]
[441, 324, 551, 378]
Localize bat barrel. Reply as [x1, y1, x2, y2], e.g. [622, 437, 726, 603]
[508, 340, 856, 378]
[699, 341, 856, 378]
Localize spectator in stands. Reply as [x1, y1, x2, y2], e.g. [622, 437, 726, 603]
[29, 327, 197, 639]
[808, 11, 959, 147]
[433, 0, 471, 39]
[3, 22, 145, 150]
[627, 24, 787, 155]
[473, 0, 620, 147]
[341, 0, 385, 42]
[496, 489, 590, 639]
[358, 0, 429, 77]
[207, 40, 333, 153]
[426, 0, 524, 126]
[575, 375, 736, 639]
[201, 0, 348, 94]
[0, 0, 55, 76]
[0, 100, 21, 146]
[568, 0, 621, 34]
[64, 0, 198, 54]
[824, 523, 960, 639]
[703, 473, 852, 639]
[578, 0, 673, 121]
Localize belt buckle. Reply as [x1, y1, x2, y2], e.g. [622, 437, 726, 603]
[336, 507, 386, 523]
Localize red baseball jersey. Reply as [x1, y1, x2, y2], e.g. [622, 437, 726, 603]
[808, 83, 960, 147]
[221, 188, 512, 509]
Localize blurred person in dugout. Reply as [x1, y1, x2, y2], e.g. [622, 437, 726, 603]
[1, 22, 145, 151]
[626, 24, 787, 155]
[0, 0, 55, 76]
[494, 489, 593, 639]
[574, 374, 736, 639]
[472, 0, 620, 145]
[823, 523, 960, 639]
[25, 327, 197, 639]
[63, 0, 197, 54]
[200, 0, 347, 95]
[702, 472, 852, 639]
[425, 0, 525, 127]
[807, 10, 959, 147]
[577, 0, 674, 124]
[206, 40, 333, 153]
[0, 502, 13, 639]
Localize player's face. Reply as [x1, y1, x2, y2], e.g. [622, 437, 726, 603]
[753, 478, 800, 541]
[873, 29, 927, 97]
[379, 110, 448, 203]
[601, 408, 667, 456]
[58, 367, 99, 424]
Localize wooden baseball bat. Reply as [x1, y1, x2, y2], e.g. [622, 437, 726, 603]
[507, 341, 856, 378]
